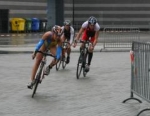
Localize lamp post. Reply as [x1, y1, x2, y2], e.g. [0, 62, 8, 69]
[72, 0, 74, 26]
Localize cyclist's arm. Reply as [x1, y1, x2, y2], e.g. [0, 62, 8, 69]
[56, 39, 62, 60]
[35, 32, 51, 52]
[93, 31, 99, 47]
[60, 26, 64, 36]
[93, 23, 100, 47]
[75, 27, 84, 42]
[56, 45, 62, 60]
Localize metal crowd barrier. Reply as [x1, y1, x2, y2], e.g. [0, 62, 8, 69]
[102, 27, 140, 49]
[123, 41, 150, 116]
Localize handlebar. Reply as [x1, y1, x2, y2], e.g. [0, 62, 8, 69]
[36, 51, 56, 58]
[62, 41, 69, 48]
[80, 40, 90, 43]
[62, 41, 69, 45]
[80, 40, 93, 49]
[80, 40, 92, 45]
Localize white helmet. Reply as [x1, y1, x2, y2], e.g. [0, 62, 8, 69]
[52, 25, 62, 36]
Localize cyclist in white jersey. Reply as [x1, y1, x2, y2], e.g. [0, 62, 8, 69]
[61, 20, 74, 64]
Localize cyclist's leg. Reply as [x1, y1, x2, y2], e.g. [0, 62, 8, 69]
[67, 43, 71, 55]
[45, 38, 63, 75]
[44, 46, 57, 75]
[50, 46, 57, 66]
[66, 40, 71, 63]
[28, 45, 46, 88]
[31, 46, 47, 81]
[79, 31, 88, 62]
[88, 36, 95, 65]
[61, 35, 66, 58]
[85, 37, 95, 72]
[79, 31, 88, 61]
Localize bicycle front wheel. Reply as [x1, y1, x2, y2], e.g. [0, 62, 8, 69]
[76, 54, 83, 79]
[32, 77, 40, 98]
[83, 51, 88, 77]
[32, 62, 44, 98]
[56, 59, 61, 71]
[62, 55, 67, 69]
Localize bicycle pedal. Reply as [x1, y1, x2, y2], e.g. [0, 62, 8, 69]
[39, 80, 42, 84]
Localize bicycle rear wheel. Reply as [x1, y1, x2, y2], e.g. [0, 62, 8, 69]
[76, 54, 83, 79]
[56, 59, 61, 71]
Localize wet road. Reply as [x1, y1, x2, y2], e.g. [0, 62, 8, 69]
[1, 31, 150, 116]
[0, 33, 42, 46]
[0, 52, 150, 116]
[1, 31, 150, 46]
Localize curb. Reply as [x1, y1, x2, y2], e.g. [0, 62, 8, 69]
[0, 44, 131, 54]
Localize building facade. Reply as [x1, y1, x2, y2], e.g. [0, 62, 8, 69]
[64, 0, 150, 30]
[1, 0, 150, 32]
[0, 0, 47, 18]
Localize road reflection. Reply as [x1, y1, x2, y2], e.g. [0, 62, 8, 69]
[0, 33, 43, 45]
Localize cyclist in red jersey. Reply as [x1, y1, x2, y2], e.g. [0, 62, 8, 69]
[73, 16, 100, 72]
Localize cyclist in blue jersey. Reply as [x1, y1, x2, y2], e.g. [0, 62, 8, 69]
[27, 25, 62, 89]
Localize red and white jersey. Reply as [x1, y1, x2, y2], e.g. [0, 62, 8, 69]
[82, 21, 100, 31]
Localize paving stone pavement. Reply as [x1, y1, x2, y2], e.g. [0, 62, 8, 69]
[1, 32, 150, 116]
[0, 52, 150, 116]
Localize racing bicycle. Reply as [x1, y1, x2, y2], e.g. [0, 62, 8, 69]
[56, 41, 69, 71]
[32, 50, 55, 98]
[76, 40, 92, 79]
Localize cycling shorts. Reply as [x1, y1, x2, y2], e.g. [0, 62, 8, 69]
[81, 30, 95, 43]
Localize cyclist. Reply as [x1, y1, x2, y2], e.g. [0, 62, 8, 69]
[27, 25, 63, 89]
[73, 16, 100, 72]
[61, 20, 74, 64]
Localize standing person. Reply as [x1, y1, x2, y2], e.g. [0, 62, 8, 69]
[73, 16, 100, 72]
[27, 25, 62, 89]
[61, 20, 74, 64]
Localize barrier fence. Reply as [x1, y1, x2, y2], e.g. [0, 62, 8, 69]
[123, 41, 150, 116]
[102, 27, 140, 50]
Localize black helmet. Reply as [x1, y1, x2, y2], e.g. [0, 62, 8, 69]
[64, 20, 71, 26]
[88, 16, 97, 25]
[52, 25, 62, 36]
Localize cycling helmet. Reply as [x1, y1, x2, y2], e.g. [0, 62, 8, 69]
[64, 20, 71, 26]
[88, 16, 97, 25]
[52, 25, 62, 36]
